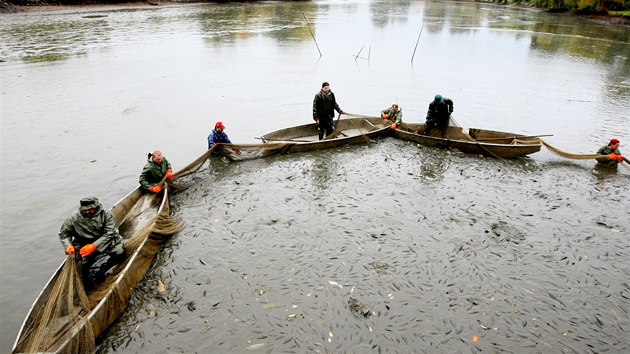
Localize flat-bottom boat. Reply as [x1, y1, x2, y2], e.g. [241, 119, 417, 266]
[395, 123, 542, 158]
[12, 187, 177, 354]
[259, 116, 391, 153]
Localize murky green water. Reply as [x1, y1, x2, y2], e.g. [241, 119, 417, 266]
[1, 1, 629, 352]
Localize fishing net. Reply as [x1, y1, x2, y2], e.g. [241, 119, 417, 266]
[216, 142, 294, 161]
[541, 140, 629, 170]
[16, 254, 95, 354]
[15, 186, 183, 354]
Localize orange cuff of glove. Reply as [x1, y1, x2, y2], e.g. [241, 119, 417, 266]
[65, 245, 75, 255]
[165, 170, 173, 180]
[391, 123, 397, 130]
[80, 244, 97, 257]
[149, 185, 162, 193]
[382, 114, 389, 119]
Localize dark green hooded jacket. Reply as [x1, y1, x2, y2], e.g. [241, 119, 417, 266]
[59, 197, 123, 254]
[139, 156, 171, 190]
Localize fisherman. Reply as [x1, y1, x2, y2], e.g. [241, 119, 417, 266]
[313, 81, 344, 140]
[207, 121, 241, 157]
[139, 150, 172, 193]
[59, 197, 125, 290]
[381, 103, 403, 130]
[424, 94, 454, 135]
[596, 138, 623, 168]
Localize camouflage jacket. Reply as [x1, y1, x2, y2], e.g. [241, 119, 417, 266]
[381, 107, 403, 125]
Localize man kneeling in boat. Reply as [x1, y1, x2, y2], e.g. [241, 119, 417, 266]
[381, 103, 403, 130]
[424, 94, 453, 136]
[139, 150, 172, 193]
[59, 197, 125, 290]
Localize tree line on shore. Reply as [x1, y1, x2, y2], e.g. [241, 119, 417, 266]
[2, 0, 628, 18]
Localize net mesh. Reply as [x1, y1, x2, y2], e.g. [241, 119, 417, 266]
[217, 142, 294, 161]
[540, 140, 629, 170]
[15, 186, 182, 354]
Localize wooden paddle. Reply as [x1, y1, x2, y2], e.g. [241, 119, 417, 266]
[448, 115, 503, 159]
[255, 137, 311, 143]
[475, 134, 553, 141]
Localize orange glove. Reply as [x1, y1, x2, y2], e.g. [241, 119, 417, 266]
[382, 113, 389, 119]
[234, 149, 241, 155]
[165, 170, 173, 180]
[616, 155, 624, 162]
[149, 185, 162, 193]
[608, 153, 621, 162]
[391, 123, 397, 130]
[80, 244, 97, 257]
[65, 245, 75, 255]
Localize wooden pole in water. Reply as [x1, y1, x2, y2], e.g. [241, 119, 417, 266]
[411, 25, 424, 63]
[354, 44, 365, 61]
[303, 14, 322, 57]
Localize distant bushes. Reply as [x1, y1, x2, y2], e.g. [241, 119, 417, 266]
[491, 0, 630, 12]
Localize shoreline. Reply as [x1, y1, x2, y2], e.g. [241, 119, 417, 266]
[1, 1, 629, 26]
[0, 1, 195, 14]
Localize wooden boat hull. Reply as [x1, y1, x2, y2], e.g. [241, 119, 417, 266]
[12, 187, 169, 353]
[260, 117, 391, 153]
[395, 123, 542, 158]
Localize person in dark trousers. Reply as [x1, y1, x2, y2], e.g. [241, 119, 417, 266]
[596, 138, 623, 168]
[139, 150, 172, 193]
[207, 121, 240, 157]
[424, 94, 454, 136]
[313, 82, 344, 140]
[59, 197, 126, 290]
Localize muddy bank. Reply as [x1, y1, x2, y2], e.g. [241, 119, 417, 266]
[0, 1, 193, 13]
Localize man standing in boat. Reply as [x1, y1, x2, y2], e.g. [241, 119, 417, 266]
[207, 121, 241, 157]
[313, 81, 344, 140]
[139, 150, 172, 193]
[381, 103, 403, 130]
[59, 197, 125, 290]
[424, 94, 454, 136]
[596, 138, 623, 168]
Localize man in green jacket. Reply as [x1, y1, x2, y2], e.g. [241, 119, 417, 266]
[596, 138, 623, 168]
[381, 103, 403, 130]
[59, 197, 125, 289]
[139, 150, 172, 193]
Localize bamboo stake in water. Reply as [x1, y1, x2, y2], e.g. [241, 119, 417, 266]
[354, 44, 365, 61]
[303, 14, 322, 57]
[411, 25, 424, 62]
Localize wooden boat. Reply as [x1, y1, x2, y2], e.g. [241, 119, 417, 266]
[259, 117, 391, 153]
[12, 186, 174, 353]
[395, 123, 542, 158]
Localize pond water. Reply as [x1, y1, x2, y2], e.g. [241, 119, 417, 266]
[1, 1, 629, 353]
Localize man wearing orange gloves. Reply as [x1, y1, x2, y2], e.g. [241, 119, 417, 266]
[139, 150, 172, 193]
[380, 103, 403, 130]
[59, 197, 125, 290]
[596, 138, 623, 168]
